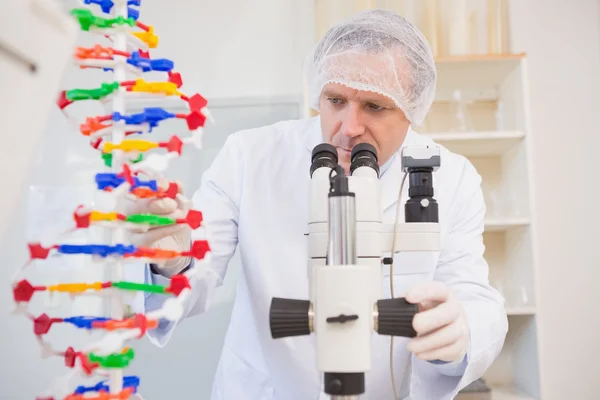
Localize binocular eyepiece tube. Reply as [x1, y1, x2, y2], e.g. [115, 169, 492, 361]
[310, 142, 380, 178]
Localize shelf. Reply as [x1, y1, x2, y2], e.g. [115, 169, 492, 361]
[435, 53, 527, 63]
[484, 218, 531, 232]
[506, 306, 536, 316]
[491, 386, 535, 400]
[424, 131, 525, 157]
[458, 385, 535, 400]
[434, 54, 525, 92]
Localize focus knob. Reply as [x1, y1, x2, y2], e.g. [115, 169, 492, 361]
[376, 297, 418, 337]
[269, 298, 311, 339]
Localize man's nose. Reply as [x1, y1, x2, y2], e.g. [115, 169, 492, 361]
[341, 104, 365, 138]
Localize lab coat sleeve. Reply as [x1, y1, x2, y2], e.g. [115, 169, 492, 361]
[144, 133, 244, 348]
[410, 159, 509, 399]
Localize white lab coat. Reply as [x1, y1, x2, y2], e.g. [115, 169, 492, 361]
[144, 116, 508, 400]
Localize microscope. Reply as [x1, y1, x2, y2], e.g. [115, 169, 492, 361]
[269, 142, 441, 399]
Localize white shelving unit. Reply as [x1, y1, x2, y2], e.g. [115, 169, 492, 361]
[485, 217, 531, 232]
[418, 54, 541, 399]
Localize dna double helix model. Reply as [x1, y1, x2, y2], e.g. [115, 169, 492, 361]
[11, 1, 213, 398]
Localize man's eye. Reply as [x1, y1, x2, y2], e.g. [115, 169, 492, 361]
[367, 103, 384, 111]
[328, 98, 343, 104]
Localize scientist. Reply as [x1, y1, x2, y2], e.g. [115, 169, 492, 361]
[132, 9, 508, 400]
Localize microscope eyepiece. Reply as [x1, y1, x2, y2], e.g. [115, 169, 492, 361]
[310, 143, 338, 178]
[351, 143, 377, 160]
[350, 143, 379, 177]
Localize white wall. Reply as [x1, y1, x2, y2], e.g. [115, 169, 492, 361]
[136, 0, 315, 99]
[509, 0, 600, 398]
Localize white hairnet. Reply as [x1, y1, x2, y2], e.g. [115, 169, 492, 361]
[305, 9, 437, 125]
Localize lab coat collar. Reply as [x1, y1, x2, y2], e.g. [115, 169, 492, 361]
[379, 150, 397, 177]
[304, 116, 418, 211]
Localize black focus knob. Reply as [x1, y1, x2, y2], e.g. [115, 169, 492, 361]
[269, 298, 311, 339]
[376, 297, 418, 337]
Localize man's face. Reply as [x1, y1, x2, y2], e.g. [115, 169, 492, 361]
[318, 82, 411, 174]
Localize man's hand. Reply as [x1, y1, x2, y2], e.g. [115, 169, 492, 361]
[405, 282, 470, 363]
[124, 180, 193, 277]
[124, 180, 189, 247]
